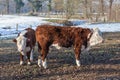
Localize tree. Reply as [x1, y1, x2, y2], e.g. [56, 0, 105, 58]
[83, 0, 88, 18]
[64, 0, 79, 19]
[48, 0, 52, 12]
[5, 0, 9, 14]
[109, 0, 114, 21]
[28, 0, 42, 13]
[99, 0, 105, 16]
[14, 0, 24, 13]
[53, 0, 64, 12]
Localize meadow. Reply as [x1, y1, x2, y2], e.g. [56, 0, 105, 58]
[0, 32, 120, 80]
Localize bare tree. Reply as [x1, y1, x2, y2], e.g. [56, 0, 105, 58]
[64, 0, 80, 19]
[99, 0, 105, 16]
[5, 0, 9, 14]
[14, 0, 24, 13]
[53, 0, 64, 12]
[84, 0, 88, 19]
[109, 0, 114, 21]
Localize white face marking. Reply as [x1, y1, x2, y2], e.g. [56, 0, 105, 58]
[89, 28, 103, 46]
[52, 43, 61, 49]
[42, 58, 47, 69]
[76, 59, 80, 67]
[16, 30, 28, 54]
[16, 36, 27, 53]
[87, 33, 91, 39]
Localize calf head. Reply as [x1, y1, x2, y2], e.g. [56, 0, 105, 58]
[89, 28, 103, 46]
[13, 31, 30, 55]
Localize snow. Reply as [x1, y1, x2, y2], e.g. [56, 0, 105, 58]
[0, 15, 120, 39]
[80, 23, 120, 32]
[0, 15, 49, 39]
[70, 20, 120, 32]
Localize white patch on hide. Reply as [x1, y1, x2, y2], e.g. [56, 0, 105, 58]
[27, 61, 31, 65]
[76, 59, 80, 67]
[89, 28, 103, 46]
[52, 44, 61, 49]
[87, 33, 91, 39]
[38, 59, 42, 67]
[20, 61, 24, 65]
[30, 49, 33, 61]
[42, 58, 47, 69]
[16, 37, 27, 52]
[16, 30, 28, 54]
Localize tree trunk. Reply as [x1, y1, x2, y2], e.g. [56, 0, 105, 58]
[109, 0, 113, 21]
[100, 0, 104, 16]
[84, 0, 88, 19]
[88, 0, 93, 22]
[6, 0, 9, 14]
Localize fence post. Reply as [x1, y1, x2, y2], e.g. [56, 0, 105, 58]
[30, 25, 32, 28]
[16, 24, 18, 31]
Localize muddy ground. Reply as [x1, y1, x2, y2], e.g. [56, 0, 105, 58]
[0, 32, 120, 80]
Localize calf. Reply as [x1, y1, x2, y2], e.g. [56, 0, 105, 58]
[35, 25, 103, 69]
[13, 28, 36, 65]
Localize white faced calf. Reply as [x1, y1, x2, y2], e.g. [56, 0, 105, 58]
[13, 28, 36, 65]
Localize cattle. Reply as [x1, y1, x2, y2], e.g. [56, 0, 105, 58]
[13, 28, 36, 65]
[35, 25, 103, 69]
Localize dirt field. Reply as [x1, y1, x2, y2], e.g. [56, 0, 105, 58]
[0, 32, 120, 80]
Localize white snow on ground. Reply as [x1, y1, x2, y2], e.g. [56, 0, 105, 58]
[77, 23, 120, 32]
[70, 19, 120, 32]
[0, 15, 120, 39]
[0, 15, 50, 39]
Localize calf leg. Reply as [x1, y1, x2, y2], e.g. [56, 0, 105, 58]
[38, 55, 42, 67]
[41, 48, 48, 69]
[26, 51, 31, 65]
[74, 46, 81, 67]
[37, 42, 42, 67]
[30, 49, 34, 61]
[37, 42, 49, 69]
[20, 53, 24, 65]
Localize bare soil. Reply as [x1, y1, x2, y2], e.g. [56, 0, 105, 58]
[0, 32, 120, 80]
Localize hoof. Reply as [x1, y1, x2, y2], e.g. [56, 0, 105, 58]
[27, 62, 31, 65]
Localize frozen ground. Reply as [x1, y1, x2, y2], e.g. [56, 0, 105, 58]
[0, 15, 120, 39]
[70, 19, 120, 32]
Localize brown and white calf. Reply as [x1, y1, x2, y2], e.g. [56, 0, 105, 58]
[13, 28, 36, 65]
[35, 25, 103, 69]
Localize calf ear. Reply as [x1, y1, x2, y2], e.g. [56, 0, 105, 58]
[13, 39, 17, 43]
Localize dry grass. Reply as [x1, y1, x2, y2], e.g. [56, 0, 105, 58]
[0, 32, 120, 80]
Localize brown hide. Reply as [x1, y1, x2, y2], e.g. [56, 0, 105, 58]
[24, 28, 36, 48]
[36, 25, 92, 62]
